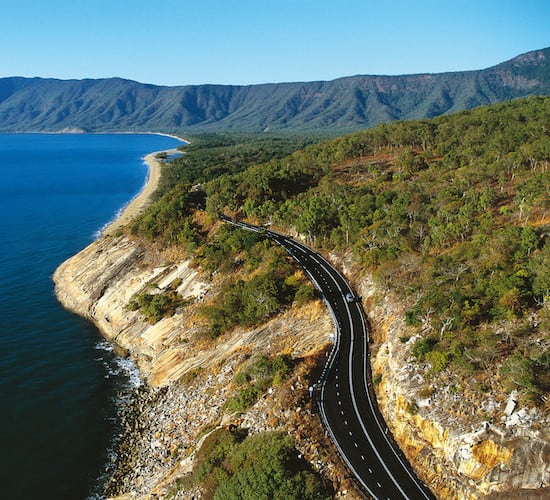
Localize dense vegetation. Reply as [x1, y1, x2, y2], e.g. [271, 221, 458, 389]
[178, 427, 331, 499]
[129, 96, 550, 407]
[130, 133, 319, 249]
[156, 133, 321, 195]
[207, 97, 550, 402]
[0, 48, 548, 133]
[195, 224, 316, 338]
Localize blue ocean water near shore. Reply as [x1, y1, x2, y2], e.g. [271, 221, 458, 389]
[0, 133, 182, 499]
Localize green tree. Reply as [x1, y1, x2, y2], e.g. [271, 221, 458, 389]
[213, 432, 330, 500]
[499, 353, 537, 394]
[296, 196, 338, 242]
[530, 239, 550, 302]
[241, 274, 281, 324]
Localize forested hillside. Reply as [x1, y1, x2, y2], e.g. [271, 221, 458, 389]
[0, 48, 548, 133]
[132, 95, 550, 407]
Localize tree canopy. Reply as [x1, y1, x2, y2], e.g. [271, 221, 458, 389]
[131, 96, 550, 404]
[188, 428, 331, 499]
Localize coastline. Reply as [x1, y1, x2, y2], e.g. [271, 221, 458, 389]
[52, 228, 338, 497]
[102, 148, 179, 236]
[50, 131, 550, 498]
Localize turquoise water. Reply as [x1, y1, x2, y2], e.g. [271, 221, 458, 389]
[0, 133, 182, 499]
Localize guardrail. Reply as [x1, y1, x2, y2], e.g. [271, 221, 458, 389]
[220, 216, 434, 499]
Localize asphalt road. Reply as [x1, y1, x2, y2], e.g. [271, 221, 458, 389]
[222, 217, 436, 500]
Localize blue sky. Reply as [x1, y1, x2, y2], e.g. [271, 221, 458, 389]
[1, 0, 549, 86]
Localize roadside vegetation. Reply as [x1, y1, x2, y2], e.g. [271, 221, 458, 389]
[130, 132, 319, 249]
[195, 224, 317, 338]
[129, 96, 550, 406]
[174, 427, 332, 499]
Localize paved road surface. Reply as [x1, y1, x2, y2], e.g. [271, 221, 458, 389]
[222, 217, 435, 500]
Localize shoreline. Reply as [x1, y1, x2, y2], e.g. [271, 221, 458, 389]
[102, 147, 179, 236]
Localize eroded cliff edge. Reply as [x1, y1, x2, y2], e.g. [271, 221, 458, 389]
[53, 233, 550, 498]
[335, 255, 550, 499]
[53, 234, 362, 498]
[54, 234, 210, 387]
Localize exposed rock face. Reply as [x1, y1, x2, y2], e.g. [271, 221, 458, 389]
[347, 266, 550, 499]
[53, 234, 337, 388]
[54, 234, 360, 498]
[54, 234, 550, 499]
[54, 235, 209, 386]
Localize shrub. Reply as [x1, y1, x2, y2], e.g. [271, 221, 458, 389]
[425, 350, 450, 372]
[126, 291, 187, 323]
[224, 385, 263, 414]
[209, 431, 332, 500]
[190, 427, 332, 500]
[411, 337, 436, 360]
[227, 354, 293, 412]
[192, 427, 247, 484]
[499, 353, 538, 394]
[294, 283, 317, 306]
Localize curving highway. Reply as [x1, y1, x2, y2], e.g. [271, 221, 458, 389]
[222, 216, 435, 500]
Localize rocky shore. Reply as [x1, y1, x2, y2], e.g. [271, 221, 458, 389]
[53, 228, 550, 498]
[97, 337, 361, 499]
[54, 233, 364, 498]
[101, 347, 374, 499]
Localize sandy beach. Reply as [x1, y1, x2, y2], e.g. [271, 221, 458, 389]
[103, 148, 180, 236]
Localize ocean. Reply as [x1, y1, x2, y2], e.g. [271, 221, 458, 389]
[0, 133, 182, 499]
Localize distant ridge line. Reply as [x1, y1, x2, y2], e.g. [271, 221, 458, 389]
[0, 47, 548, 133]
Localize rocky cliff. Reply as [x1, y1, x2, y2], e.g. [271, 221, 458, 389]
[334, 254, 550, 499]
[53, 234, 364, 498]
[54, 233, 550, 498]
[54, 234, 207, 387]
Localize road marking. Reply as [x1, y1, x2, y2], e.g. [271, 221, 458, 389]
[226, 220, 430, 500]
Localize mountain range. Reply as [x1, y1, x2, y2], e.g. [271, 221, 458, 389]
[1, 47, 548, 133]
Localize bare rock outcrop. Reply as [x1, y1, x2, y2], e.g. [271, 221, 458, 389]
[350, 267, 550, 499]
[53, 234, 356, 497]
[54, 235, 210, 386]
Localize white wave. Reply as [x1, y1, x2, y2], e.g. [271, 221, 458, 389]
[92, 207, 125, 239]
[94, 340, 143, 388]
[95, 340, 114, 352]
[114, 356, 143, 388]
[90, 340, 145, 499]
